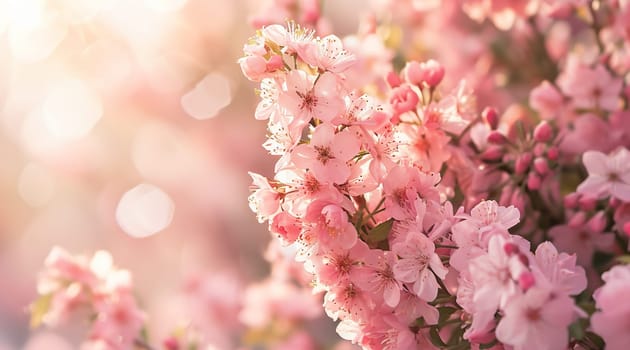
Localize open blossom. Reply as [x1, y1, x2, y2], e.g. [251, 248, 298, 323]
[531, 242, 586, 296]
[291, 124, 361, 184]
[392, 232, 447, 302]
[495, 286, 575, 350]
[559, 60, 622, 111]
[354, 251, 404, 307]
[278, 70, 345, 124]
[33, 248, 145, 349]
[549, 214, 615, 267]
[591, 265, 630, 350]
[577, 147, 630, 202]
[300, 34, 357, 73]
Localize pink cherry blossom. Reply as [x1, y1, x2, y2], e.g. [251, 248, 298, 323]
[577, 147, 630, 202]
[549, 212, 615, 266]
[291, 124, 361, 184]
[531, 242, 587, 296]
[300, 34, 357, 73]
[278, 70, 345, 124]
[495, 286, 575, 350]
[559, 62, 622, 112]
[591, 265, 630, 350]
[354, 250, 404, 307]
[392, 232, 447, 301]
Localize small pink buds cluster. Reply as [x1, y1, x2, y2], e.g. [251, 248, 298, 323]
[31, 247, 145, 350]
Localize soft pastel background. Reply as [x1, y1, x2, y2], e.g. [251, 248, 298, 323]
[0, 0, 362, 348]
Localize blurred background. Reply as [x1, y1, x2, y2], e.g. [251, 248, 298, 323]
[0, 0, 363, 348]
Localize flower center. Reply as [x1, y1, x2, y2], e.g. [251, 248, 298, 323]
[314, 145, 334, 164]
[526, 307, 541, 322]
[298, 91, 318, 111]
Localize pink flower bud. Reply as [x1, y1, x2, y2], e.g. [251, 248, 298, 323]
[386, 71, 401, 88]
[533, 143, 546, 157]
[527, 172, 541, 191]
[623, 222, 630, 237]
[515, 152, 533, 174]
[265, 55, 284, 72]
[534, 121, 553, 142]
[270, 212, 301, 244]
[518, 271, 536, 291]
[499, 185, 515, 207]
[578, 196, 597, 211]
[487, 131, 508, 145]
[421, 59, 445, 87]
[547, 146, 559, 160]
[510, 189, 527, 216]
[163, 337, 180, 350]
[389, 84, 419, 116]
[403, 59, 445, 87]
[568, 211, 587, 227]
[588, 211, 607, 233]
[564, 192, 580, 209]
[482, 107, 499, 129]
[480, 145, 504, 161]
[533, 157, 549, 175]
[239, 55, 268, 81]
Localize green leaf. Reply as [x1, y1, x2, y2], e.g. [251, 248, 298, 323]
[29, 293, 52, 328]
[616, 255, 630, 264]
[569, 319, 586, 341]
[438, 307, 458, 324]
[428, 326, 446, 347]
[367, 219, 394, 243]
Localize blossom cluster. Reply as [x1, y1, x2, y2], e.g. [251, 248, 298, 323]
[239, 19, 597, 349]
[31, 247, 145, 350]
[28, 0, 630, 349]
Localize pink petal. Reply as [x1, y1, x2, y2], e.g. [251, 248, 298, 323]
[311, 124, 335, 147]
[576, 176, 609, 198]
[383, 282, 401, 307]
[331, 130, 361, 161]
[611, 182, 630, 202]
[582, 151, 609, 176]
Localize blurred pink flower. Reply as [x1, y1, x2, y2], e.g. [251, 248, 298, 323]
[577, 147, 630, 202]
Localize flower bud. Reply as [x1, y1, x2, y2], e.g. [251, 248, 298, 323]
[624, 222, 630, 237]
[239, 55, 268, 81]
[533, 157, 549, 175]
[533, 143, 546, 157]
[389, 84, 419, 116]
[546, 146, 559, 161]
[482, 107, 499, 129]
[487, 130, 508, 145]
[386, 71, 401, 89]
[515, 152, 533, 174]
[588, 211, 607, 233]
[578, 196, 597, 211]
[527, 172, 541, 191]
[480, 145, 504, 161]
[403, 59, 445, 87]
[534, 121, 553, 142]
[564, 192, 580, 209]
[568, 211, 587, 227]
[265, 54, 284, 72]
[510, 189, 526, 216]
[163, 337, 180, 350]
